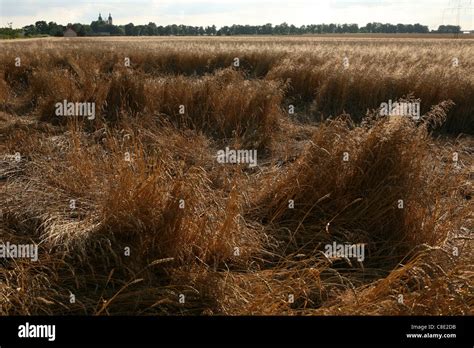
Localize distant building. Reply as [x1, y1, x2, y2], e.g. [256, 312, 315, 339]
[98, 13, 113, 25]
[92, 13, 114, 36]
[64, 28, 77, 37]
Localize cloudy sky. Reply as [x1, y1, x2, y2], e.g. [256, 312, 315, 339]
[1, 0, 473, 30]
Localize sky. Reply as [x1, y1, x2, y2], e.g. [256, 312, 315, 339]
[0, 0, 473, 30]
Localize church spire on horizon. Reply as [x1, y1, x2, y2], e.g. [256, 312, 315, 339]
[98, 12, 112, 25]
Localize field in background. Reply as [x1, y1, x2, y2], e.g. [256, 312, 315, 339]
[0, 37, 472, 315]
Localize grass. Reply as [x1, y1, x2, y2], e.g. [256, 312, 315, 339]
[0, 36, 472, 315]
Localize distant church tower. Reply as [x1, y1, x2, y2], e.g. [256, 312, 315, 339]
[97, 13, 112, 24]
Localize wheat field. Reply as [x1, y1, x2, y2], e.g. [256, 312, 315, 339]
[0, 36, 473, 315]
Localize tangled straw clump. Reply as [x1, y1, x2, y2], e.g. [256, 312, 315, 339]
[253, 103, 464, 266]
[0, 37, 472, 315]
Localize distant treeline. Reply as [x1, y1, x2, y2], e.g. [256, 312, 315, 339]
[0, 21, 465, 38]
